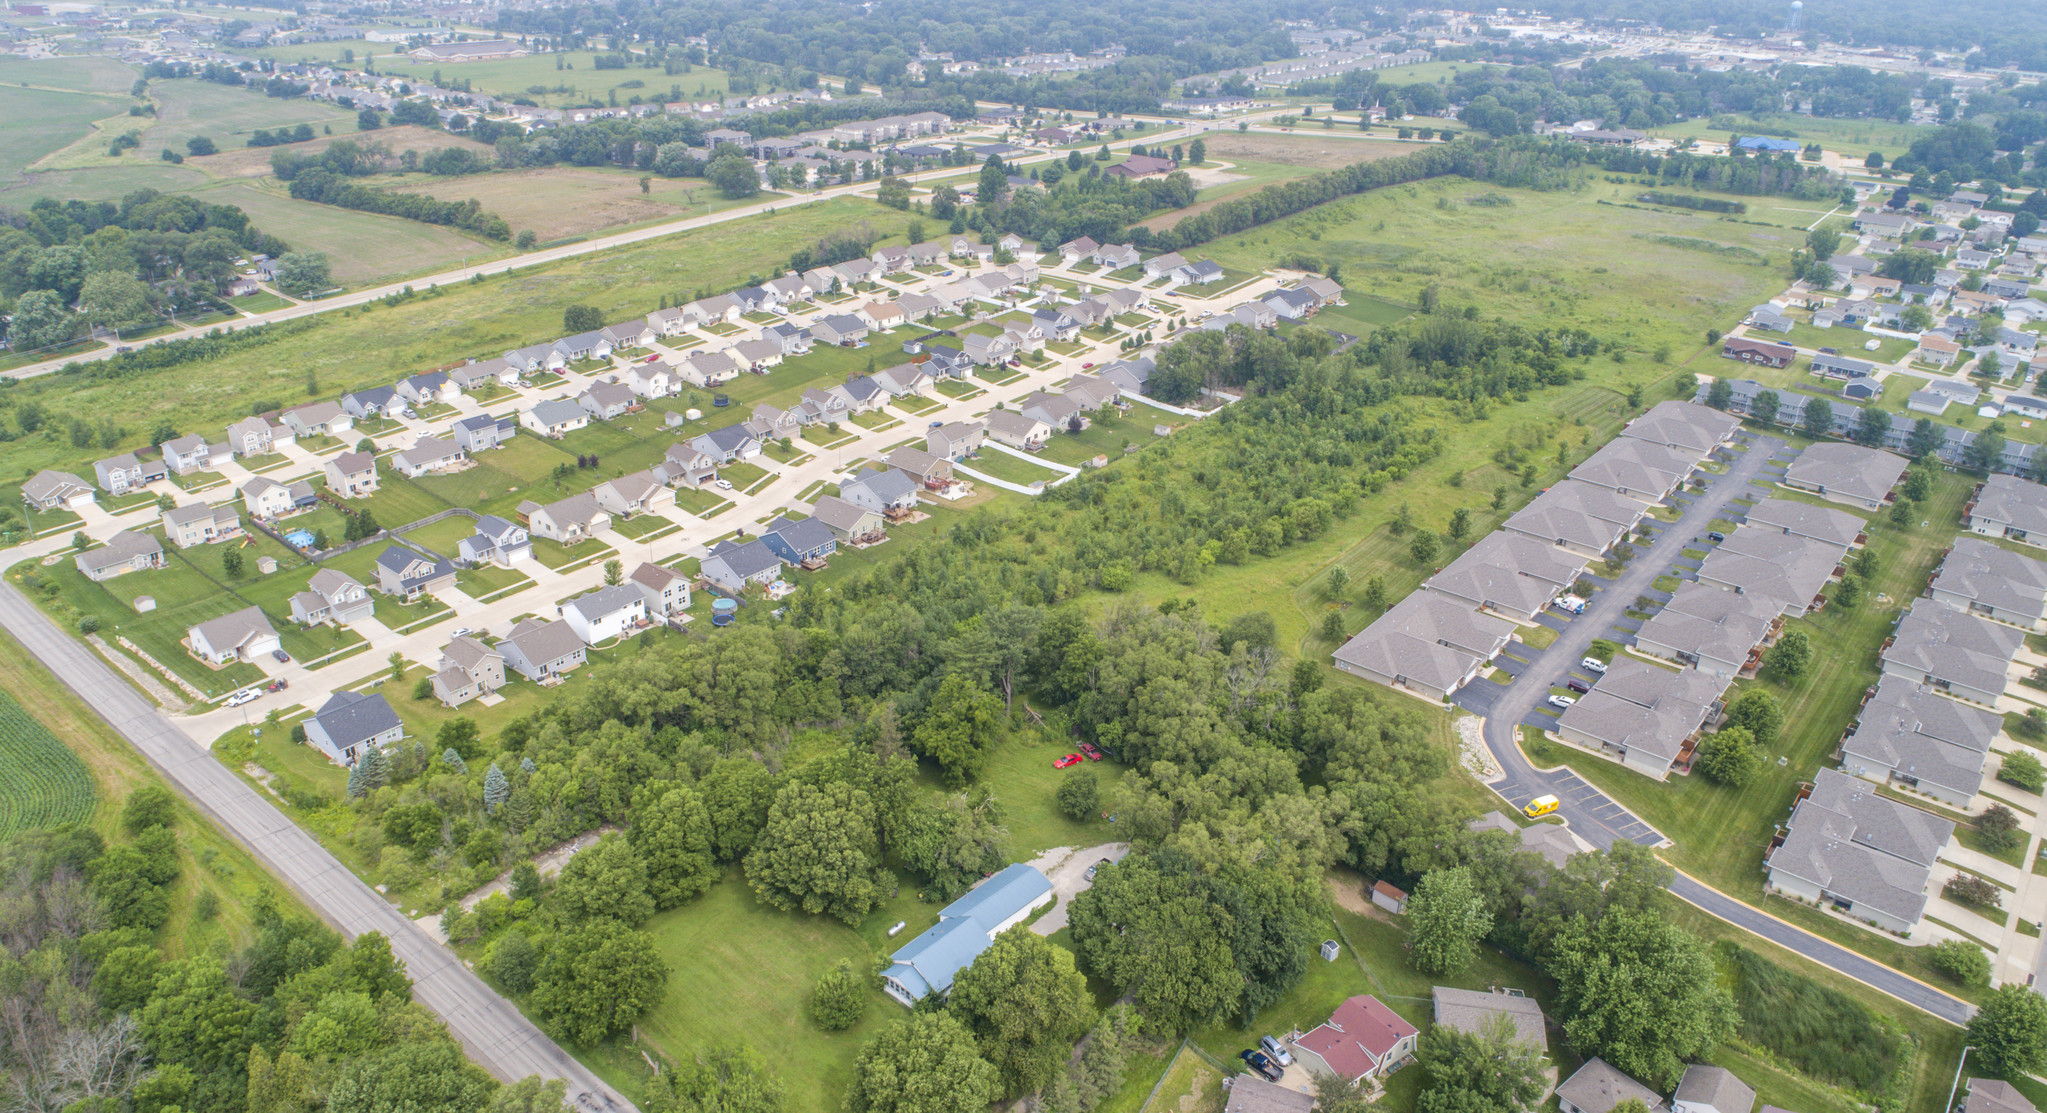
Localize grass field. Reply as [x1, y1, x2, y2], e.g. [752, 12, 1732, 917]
[233, 44, 734, 109]
[0, 54, 139, 94]
[204, 182, 500, 284]
[138, 79, 362, 158]
[1647, 114, 1935, 162]
[388, 166, 781, 242]
[0, 83, 135, 189]
[0, 686, 96, 839]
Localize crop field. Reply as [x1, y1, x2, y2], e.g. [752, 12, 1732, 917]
[134, 79, 363, 156]
[0, 687, 96, 840]
[387, 166, 780, 241]
[0, 84, 134, 187]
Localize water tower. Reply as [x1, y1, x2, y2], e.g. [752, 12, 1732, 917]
[1786, 0, 1802, 31]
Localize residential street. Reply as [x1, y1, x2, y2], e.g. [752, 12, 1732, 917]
[0, 582, 640, 1112]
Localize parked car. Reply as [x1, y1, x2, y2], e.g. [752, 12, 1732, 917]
[1547, 694, 1576, 709]
[1566, 678, 1590, 694]
[1053, 753, 1084, 769]
[1085, 857, 1111, 881]
[225, 689, 259, 707]
[1580, 656, 1608, 674]
[272, 649, 291, 663]
[1259, 1036, 1293, 1067]
[1239, 1050, 1284, 1083]
[1082, 362, 1095, 369]
[1524, 794, 1560, 818]
[930, 420, 945, 429]
[1552, 595, 1585, 615]
[1706, 531, 1726, 543]
[451, 627, 472, 638]
[1078, 741, 1105, 761]
[714, 479, 734, 490]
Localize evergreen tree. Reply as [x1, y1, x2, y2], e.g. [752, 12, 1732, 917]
[484, 764, 509, 814]
[358, 744, 389, 791]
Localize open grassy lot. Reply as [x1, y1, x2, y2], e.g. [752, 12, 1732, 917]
[0, 54, 139, 94]
[202, 182, 500, 285]
[138, 79, 362, 157]
[388, 166, 783, 242]
[1647, 114, 1935, 163]
[0, 83, 135, 189]
[1200, 130, 1421, 171]
[2, 197, 912, 485]
[1521, 470, 1979, 993]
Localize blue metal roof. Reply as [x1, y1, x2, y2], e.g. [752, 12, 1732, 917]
[883, 863, 1052, 1002]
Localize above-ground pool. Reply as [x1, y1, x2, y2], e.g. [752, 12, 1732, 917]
[284, 529, 317, 548]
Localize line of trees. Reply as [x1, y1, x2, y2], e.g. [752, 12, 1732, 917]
[285, 167, 514, 240]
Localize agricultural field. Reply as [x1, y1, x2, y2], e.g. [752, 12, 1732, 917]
[231, 44, 734, 109]
[0, 686, 96, 840]
[0, 82, 137, 192]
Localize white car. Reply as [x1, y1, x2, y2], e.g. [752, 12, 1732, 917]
[1548, 694, 1577, 709]
[451, 627, 472, 638]
[1580, 657, 1608, 674]
[714, 479, 734, 490]
[225, 689, 260, 707]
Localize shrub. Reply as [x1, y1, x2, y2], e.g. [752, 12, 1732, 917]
[810, 959, 867, 1030]
[1999, 749, 2046, 793]
[1056, 769, 1097, 820]
[1929, 938, 1991, 987]
[1976, 804, 2023, 853]
[1943, 873, 2002, 909]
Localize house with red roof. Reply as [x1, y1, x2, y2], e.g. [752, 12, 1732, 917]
[1291, 995, 1418, 1081]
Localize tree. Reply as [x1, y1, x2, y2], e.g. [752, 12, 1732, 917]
[1327, 565, 1350, 599]
[531, 919, 669, 1045]
[327, 1041, 493, 1113]
[1188, 138, 1206, 164]
[603, 558, 623, 586]
[1865, 151, 1885, 168]
[1805, 226, 1841, 261]
[1405, 867, 1491, 975]
[1417, 1013, 1548, 1113]
[357, 744, 388, 791]
[552, 832, 654, 926]
[1549, 908, 1737, 1088]
[1761, 628, 1812, 680]
[483, 763, 509, 814]
[743, 780, 885, 925]
[487, 929, 538, 994]
[222, 545, 244, 578]
[1967, 429, 2008, 475]
[632, 785, 718, 910]
[7, 289, 73, 353]
[1854, 406, 1893, 448]
[1447, 507, 1472, 542]
[911, 673, 1003, 785]
[1946, 873, 2002, 908]
[706, 154, 759, 198]
[949, 927, 1095, 1097]
[1409, 529, 1440, 566]
[1929, 938, 1991, 987]
[1879, 247, 1942, 285]
[1706, 379, 1733, 410]
[1057, 769, 1097, 820]
[1834, 572, 1863, 608]
[1068, 856, 1244, 1032]
[1902, 467, 1934, 502]
[1977, 803, 2023, 853]
[79, 272, 155, 332]
[811, 960, 867, 1030]
[1694, 726, 1761, 787]
[1802, 396, 1835, 438]
[845, 1013, 999, 1113]
[1751, 388, 1780, 425]
[1971, 984, 2047, 1077]
[978, 155, 1009, 202]
[1362, 576, 1390, 614]
[644, 1042, 785, 1113]
[1907, 418, 1943, 461]
[273, 252, 331, 296]
[2000, 750, 2046, 793]
[563, 304, 603, 333]
[1723, 689, 1783, 748]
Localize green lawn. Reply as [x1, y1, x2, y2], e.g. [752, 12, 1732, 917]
[962, 449, 1064, 486]
[455, 564, 532, 601]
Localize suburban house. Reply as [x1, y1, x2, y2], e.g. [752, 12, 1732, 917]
[450, 358, 517, 391]
[601, 321, 651, 351]
[1929, 536, 2047, 631]
[22, 470, 95, 513]
[162, 504, 241, 549]
[504, 343, 565, 375]
[521, 399, 591, 438]
[396, 371, 457, 407]
[1695, 526, 1847, 617]
[1720, 336, 1795, 368]
[810, 495, 885, 544]
[629, 562, 692, 622]
[1970, 473, 2047, 551]
[159, 435, 222, 476]
[1292, 995, 1419, 1082]
[242, 476, 295, 519]
[75, 530, 165, 582]
[562, 584, 648, 644]
[927, 420, 986, 460]
[1744, 496, 1867, 549]
[340, 386, 400, 419]
[288, 568, 375, 626]
[1783, 442, 1908, 510]
[451, 413, 515, 453]
[1879, 601, 2023, 706]
[93, 452, 166, 495]
[871, 364, 932, 398]
[1430, 987, 1546, 1052]
[1556, 1059, 1665, 1113]
[700, 538, 784, 595]
[693, 425, 763, 465]
[962, 332, 1017, 366]
[811, 314, 870, 346]
[372, 546, 456, 601]
[1917, 334, 1962, 366]
[984, 410, 1052, 451]
[1566, 437, 1695, 505]
[1332, 592, 1517, 702]
[188, 606, 281, 665]
[520, 494, 611, 545]
[578, 382, 639, 421]
[1765, 768, 1954, 934]
[882, 864, 1054, 1004]
[303, 690, 405, 766]
[887, 446, 955, 488]
[225, 417, 291, 457]
[1422, 530, 1585, 624]
[497, 618, 588, 682]
[432, 636, 506, 707]
[1967, 1080, 2040, 1113]
[553, 331, 613, 364]
[659, 444, 721, 487]
[732, 339, 783, 372]
[1467, 811, 1584, 869]
[592, 471, 671, 518]
[323, 451, 380, 498]
[459, 515, 532, 567]
[1633, 582, 1781, 679]
[1841, 675, 1999, 809]
[392, 435, 466, 478]
[841, 467, 921, 516]
[1021, 391, 1087, 432]
[1617, 400, 1740, 456]
[759, 515, 837, 570]
[1554, 657, 1725, 780]
[280, 401, 351, 439]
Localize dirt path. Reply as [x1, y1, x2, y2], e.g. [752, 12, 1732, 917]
[412, 826, 616, 942]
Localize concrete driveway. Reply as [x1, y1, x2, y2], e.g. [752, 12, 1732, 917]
[1026, 842, 1130, 936]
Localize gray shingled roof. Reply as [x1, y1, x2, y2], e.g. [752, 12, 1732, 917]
[1742, 496, 1867, 548]
[1784, 442, 1909, 506]
[1674, 1065, 1755, 1113]
[1567, 437, 1695, 499]
[1881, 601, 2025, 697]
[1844, 676, 1998, 799]
[1932, 536, 2047, 622]
[564, 584, 643, 625]
[1617, 400, 1739, 456]
[1332, 592, 1516, 694]
[312, 690, 402, 749]
[1431, 986, 1546, 1050]
[1635, 582, 1778, 666]
[1769, 769, 1954, 924]
[1556, 1058, 1664, 1113]
[1972, 473, 2047, 536]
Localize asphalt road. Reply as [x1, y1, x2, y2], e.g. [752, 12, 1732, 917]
[0, 582, 638, 1112]
[1461, 432, 1975, 1025]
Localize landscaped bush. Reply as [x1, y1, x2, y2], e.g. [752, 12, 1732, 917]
[1976, 804, 2023, 854]
[1944, 873, 2002, 909]
[1999, 750, 2046, 793]
[1928, 938, 1992, 987]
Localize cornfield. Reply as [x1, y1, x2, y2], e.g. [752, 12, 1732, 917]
[0, 690, 94, 840]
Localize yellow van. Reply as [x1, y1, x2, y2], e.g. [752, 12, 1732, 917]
[1523, 794, 1560, 819]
